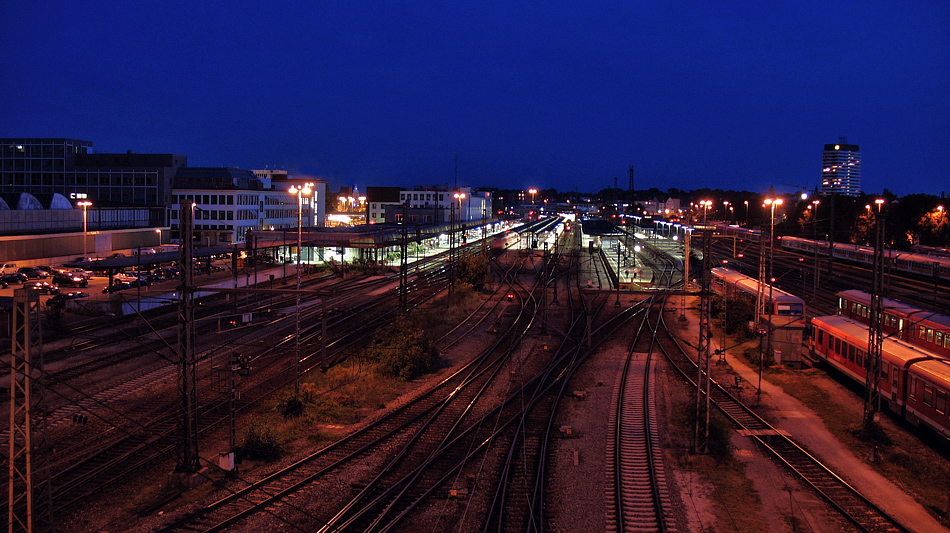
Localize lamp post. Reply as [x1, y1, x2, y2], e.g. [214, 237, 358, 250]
[289, 182, 314, 396]
[763, 197, 783, 377]
[743, 200, 749, 226]
[78, 200, 92, 258]
[615, 236, 622, 307]
[701, 200, 712, 225]
[528, 188, 537, 205]
[809, 199, 821, 296]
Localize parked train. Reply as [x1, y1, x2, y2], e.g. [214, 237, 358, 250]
[810, 315, 950, 439]
[836, 289, 950, 359]
[709, 222, 762, 243]
[781, 236, 950, 283]
[710, 267, 806, 319]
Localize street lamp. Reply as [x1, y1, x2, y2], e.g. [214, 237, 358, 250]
[454, 192, 466, 221]
[700, 200, 712, 225]
[743, 200, 749, 226]
[762, 197, 784, 391]
[289, 182, 314, 395]
[77, 201, 92, 259]
[528, 188, 537, 205]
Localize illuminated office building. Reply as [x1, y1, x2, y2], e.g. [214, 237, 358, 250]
[821, 142, 861, 196]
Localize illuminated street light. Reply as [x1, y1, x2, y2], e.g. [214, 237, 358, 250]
[528, 188, 538, 205]
[700, 200, 713, 225]
[761, 197, 784, 393]
[77, 201, 92, 258]
[289, 182, 314, 395]
[743, 200, 749, 226]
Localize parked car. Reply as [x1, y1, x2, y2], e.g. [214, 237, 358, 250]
[1, 272, 28, 284]
[36, 266, 57, 275]
[108, 252, 127, 259]
[60, 291, 90, 300]
[114, 271, 143, 283]
[61, 267, 93, 279]
[46, 291, 90, 310]
[103, 282, 132, 293]
[23, 281, 59, 294]
[1, 262, 18, 274]
[18, 266, 49, 279]
[52, 273, 89, 288]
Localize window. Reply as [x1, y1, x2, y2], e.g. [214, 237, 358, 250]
[936, 331, 943, 347]
[936, 389, 947, 415]
[908, 377, 917, 400]
[927, 329, 934, 343]
[817, 328, 824, 345]
[847, 344, 855, 363]
[923, 384, 934, 407]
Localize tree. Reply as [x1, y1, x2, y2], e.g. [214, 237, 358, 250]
[456, 253, 491, 290]
[364, 315, 439, 380]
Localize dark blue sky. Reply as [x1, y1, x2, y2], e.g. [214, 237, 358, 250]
[2, 1, 948, 197]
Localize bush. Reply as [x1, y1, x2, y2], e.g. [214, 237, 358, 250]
[683, 404, 733, 462]
[239, 420, 284, 461]
[456, 254, 491, 290]
[364, 315, 439, 379]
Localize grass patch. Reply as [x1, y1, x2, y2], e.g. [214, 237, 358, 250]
[764, 366, 950, 528]
[667, 385, 769, 531]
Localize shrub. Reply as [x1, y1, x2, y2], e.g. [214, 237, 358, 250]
[239, 420, 284, 461]
[364, 315, 438, 380]
[456, 254, 491, 290]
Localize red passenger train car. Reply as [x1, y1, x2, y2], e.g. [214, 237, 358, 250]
[810, 315, 950, 439]
[837, 289, 950, 359]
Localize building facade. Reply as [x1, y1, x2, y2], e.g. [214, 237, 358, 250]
[821, 142, 861, 196]
[171, 167, 327, 246]
[1, 138, 186, 212]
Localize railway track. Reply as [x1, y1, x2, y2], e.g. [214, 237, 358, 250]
[154, 249, 545, 532]
[656, 303, 910, 533]
[606, 299, 677, 532]
[3, 255, 459, 524]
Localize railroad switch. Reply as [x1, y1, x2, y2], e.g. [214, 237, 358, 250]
[559, 425, 576, 437]
[449, 488, 469, 499]
[572, 390, 588, 399]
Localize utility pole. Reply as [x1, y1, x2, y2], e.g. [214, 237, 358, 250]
[865, 199, 886, 442]
[400, 202, 409, 311]
[8, 288, 52, 531]
[755, 223, 767, 397]
[176, 203, 200, 477]
[693, 230, 712, 453]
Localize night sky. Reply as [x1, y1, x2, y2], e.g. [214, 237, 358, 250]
[2, 1, 948, 197]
